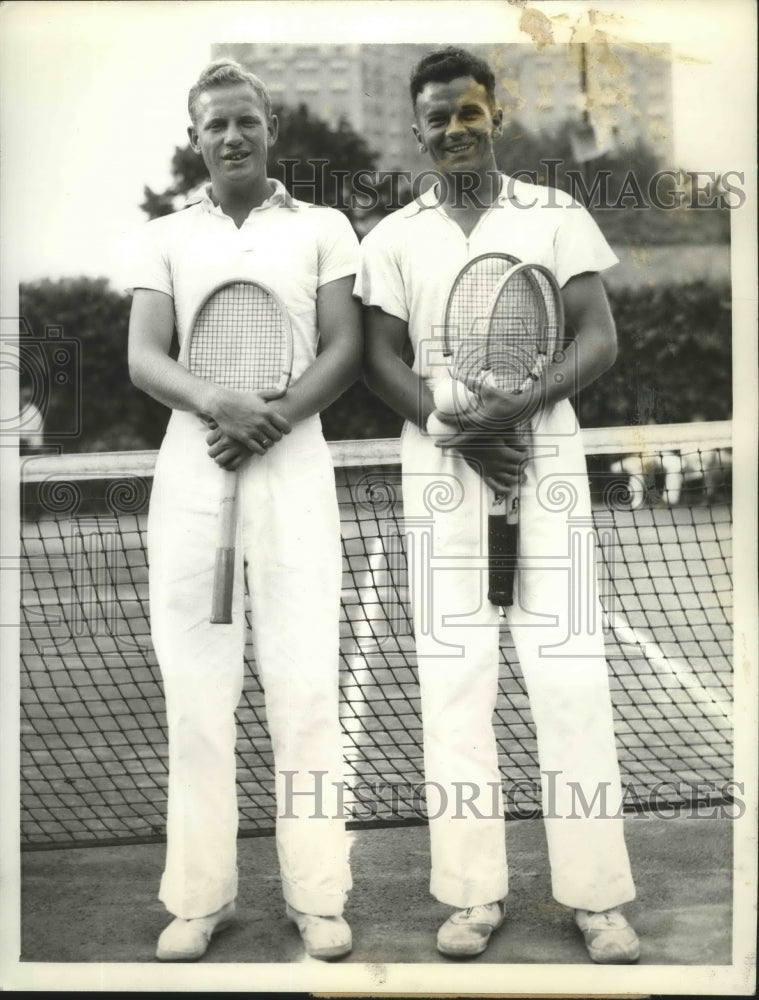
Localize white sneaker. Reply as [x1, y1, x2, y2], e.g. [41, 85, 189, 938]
[155, 900, 236, 961]
[574, 907, 640, 963]
[437, 901, 505, 957]
[285, 903, 352, 960]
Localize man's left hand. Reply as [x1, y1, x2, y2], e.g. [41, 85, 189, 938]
[435, 375, 542, 437]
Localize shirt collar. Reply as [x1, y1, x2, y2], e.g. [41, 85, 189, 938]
[183, 178, 301, 214]
[402, 173, 522, 217]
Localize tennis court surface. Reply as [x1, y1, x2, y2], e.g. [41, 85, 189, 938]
[21, 811, 732, 964]
[18, 421, 738, 969]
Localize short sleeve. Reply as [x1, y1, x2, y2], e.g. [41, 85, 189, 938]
[316, 209, 360, 287]
[553, 201, 619, 288]
[122, 221, 173, 297]
[354, 224, 409, 322]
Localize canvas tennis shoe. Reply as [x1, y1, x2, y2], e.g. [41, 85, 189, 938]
[156, 899, 352, 962]
[574, 907, 640, 963]
[155, 900, 236, 961]
[436, 900, 505, 957]
[153, 898, 635, 963]
[285, 903, 353, 960]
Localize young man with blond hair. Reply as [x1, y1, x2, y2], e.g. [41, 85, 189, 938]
[128, 59, 361, 962]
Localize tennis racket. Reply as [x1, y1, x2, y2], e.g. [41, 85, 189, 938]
[439, 253, 520, 424]
[183, 280, 293, 624]
[443, 261, 562, 607]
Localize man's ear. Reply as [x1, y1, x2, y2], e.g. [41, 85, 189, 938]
[491, 106, 504, 139]
[411, 123, 427, 154]
[188, 126, 200, 154]
[267, 114, 279, 147]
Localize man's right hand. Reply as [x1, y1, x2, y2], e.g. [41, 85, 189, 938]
[431, 420, 527, 494]
[206, 387, 292, 455]
[457, 437, 528, 495]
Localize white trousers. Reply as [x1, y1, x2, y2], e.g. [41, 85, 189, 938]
[402, 400, 636, 912]
[148, 410, 351, 919]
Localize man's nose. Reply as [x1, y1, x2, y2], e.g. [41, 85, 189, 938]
[445, 116, 465, 137]
[225, 124, 243, 145]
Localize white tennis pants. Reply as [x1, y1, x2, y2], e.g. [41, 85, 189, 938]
[148, 410, 351, 919]
[402, 400, 636, 912]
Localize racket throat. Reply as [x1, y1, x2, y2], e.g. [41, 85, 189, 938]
[490, 492, 519, 523]
[211, 547, 235, 624]
[211, 474, 240, 625]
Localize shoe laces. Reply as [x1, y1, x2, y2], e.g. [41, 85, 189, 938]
[584, 908, 625, 930]
[463, 903, 499, 921]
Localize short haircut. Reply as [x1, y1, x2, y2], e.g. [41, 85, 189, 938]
[409, 46, 497, 108]
[187, 58, 272, 125]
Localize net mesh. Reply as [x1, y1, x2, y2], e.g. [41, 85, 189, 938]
[20, 423, 733, 849]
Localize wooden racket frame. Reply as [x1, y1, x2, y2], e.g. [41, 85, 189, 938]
[182, 279, 294, 624]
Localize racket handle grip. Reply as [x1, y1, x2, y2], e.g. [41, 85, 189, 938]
[210, 470, 239, 625]
[488, 487, 519, 607]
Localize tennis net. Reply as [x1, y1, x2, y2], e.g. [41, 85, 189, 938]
[20, 421, 733, 849]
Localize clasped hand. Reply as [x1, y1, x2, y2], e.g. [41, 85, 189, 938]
[204, 387, 292, 470]
[430, 378, 533, 494]
[439, 377, 542, 433]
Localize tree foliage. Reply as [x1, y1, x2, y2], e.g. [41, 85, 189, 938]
[494, 120, 730, 246]
[17, 276, 731, 452]
[495, 118, 661, 197]
[578, 280, 732, 427]
[139, 143, 209, 219]
[19, 278, 171, 453]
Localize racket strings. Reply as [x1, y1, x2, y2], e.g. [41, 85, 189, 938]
[526, 268, 562, 347]
[445, 257, 515, 349]
[485, 272, 549, 392]
[189, 282, 291, 392]
[444, 257, 518, 394]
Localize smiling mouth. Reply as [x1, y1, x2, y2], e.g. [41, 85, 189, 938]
[446, 142, 475, 154]
[223, 151, 249, 162]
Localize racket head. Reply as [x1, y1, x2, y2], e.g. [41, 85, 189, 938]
[184, 280, 294, 394]
[454, 262, 563, 399]
[442, 252, 521, 360]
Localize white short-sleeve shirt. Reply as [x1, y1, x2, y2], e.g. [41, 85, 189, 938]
[125, 180, 358, 382]
[355, 174, 618, 381]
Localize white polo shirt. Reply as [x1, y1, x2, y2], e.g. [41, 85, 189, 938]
[355, 173, 618, 382]
[126, 179, 358, 382]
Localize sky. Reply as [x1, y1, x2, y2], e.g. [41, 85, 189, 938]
[0, 0, 756, 288]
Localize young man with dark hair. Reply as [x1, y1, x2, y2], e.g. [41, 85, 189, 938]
[357, 46, 640, 964]
[409, 45, 497, 109]
[128, 59, 360, 962]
